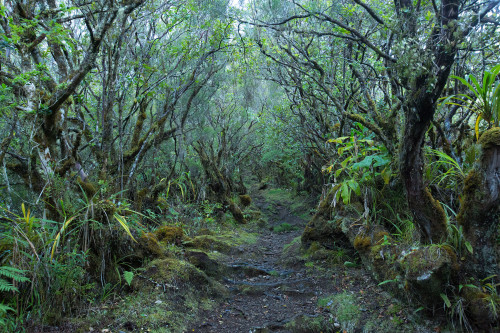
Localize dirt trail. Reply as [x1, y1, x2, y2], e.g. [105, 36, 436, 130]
[189, 188, 441, 333]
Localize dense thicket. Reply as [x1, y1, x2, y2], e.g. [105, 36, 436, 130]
[1, 0, 499, 330]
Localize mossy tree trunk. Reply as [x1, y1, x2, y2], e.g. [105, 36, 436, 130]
[457, 128, 500, 278]
[193, 140, 246, 223]
[398, 0, 462, 243]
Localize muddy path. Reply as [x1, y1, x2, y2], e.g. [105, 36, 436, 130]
[189, 188, 442, 333]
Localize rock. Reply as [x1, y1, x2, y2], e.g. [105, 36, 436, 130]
[185, 250, 222, 277]
[399, 245, 457, 305]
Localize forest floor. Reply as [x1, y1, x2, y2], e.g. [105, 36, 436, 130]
[187, 185, 444, 333]
[30, 185, 449, 333]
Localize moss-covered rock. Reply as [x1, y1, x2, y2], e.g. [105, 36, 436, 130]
[135, 258, 227, 296]
[184, 231, 257, 254]
[399, 245, 457, 305]
[461, 286, 500, 330]
[184, 250, 222, 277]
[184, 235, 233, 253]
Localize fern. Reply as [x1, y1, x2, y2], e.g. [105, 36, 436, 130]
[0, 266, 29, 293]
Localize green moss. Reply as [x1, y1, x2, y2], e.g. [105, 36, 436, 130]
[273, 222, 299, 233]
[184, 231, 257, 254]
[478, 127, 500, 149]
[457, 169, 482, 228]
[319, 292, 361, 331]
[77, 177, 97, 198]
[139, 232, 164, 256]
[353, 234, 371, 251]
[239, 194, 252, 207]
[155, 225, 184, 244]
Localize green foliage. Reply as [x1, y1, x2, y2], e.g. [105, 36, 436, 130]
[324, 123, 391, 205]
[0, 83, 15, 115]
[0, 266, 29, 293]
[425, 148, 465, 192]
[449, 64, 500, 137]
[319, 292, 361, 331]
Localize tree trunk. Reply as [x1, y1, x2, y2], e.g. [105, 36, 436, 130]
[457, 128, 500, 278]
[400, 103, 448, 242]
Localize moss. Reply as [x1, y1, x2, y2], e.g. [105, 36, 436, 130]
[273, 222, 299, 233]
[139, 232, 164, 256]
[373, 231, 390, 244]
[92, 257, 227, 333]
[462, 286, 500, 328]
[478, 127, 500, 149]
[197, 228, 215, 236]
[284, 315, 332, 332]
[423, 187, 448, 241]
[245, 208, 261, 220]
[319, 292, 361, 331]
[228, 200, 246, 224]
[184, 231, 257, 254]
[77, 177, 97, 198]
[239, 194, 252, 207]
[155, 225, 184, 244]
[456, 170, 482, 228]
[97, 199, 117, 216]
[353, 234, 371, 251]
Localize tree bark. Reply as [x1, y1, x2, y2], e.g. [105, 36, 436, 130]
[457, 128, 500, 278]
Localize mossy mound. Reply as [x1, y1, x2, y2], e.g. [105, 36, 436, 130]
[155, 225, 184, 244]
[138, 232, 164, 257]
[239, 194, 252, 207]
[184, 231, 257, 254]
[80, 257, 227, 333]
[461, 286, 500, 330]
[135, 258, 227, 295]
[184, 250, 222, 277]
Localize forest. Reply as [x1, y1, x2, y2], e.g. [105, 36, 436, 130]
[0, 0, 499, 332]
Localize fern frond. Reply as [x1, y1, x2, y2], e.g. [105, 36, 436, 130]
[0, 266, 29, 282]
[0, 302, 14, 314]
[0, 278, 18, 293]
